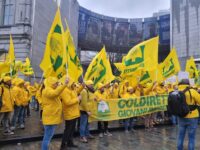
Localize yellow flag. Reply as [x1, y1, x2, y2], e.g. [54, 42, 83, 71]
[185, 56, 198, 79]
[158, 48, 181, 79]
[6, 35, 15, 63]
[21, 58, 34, 76]
[65, 20, 83, 82]
[139, 68, 163, 85]
[40, 8, 67, 79]
[0, 62, 10, 76]
[114, 63, 124, 72]
[5, 35, 17, 77]
[122, 36, 159, 76]
[84, 46, 115, 88]
[104, 54, 115, 85]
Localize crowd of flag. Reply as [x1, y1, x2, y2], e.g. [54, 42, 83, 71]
[0, 7, 199, 87]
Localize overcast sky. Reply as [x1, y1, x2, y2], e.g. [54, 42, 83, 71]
[77, 0, 170, 18]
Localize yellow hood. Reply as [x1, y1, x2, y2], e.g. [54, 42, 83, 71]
[44, 77, 58, 87]
[15, 78, 25, 86]
[3, 76, 12, 82]
[85, 80, 93, 85]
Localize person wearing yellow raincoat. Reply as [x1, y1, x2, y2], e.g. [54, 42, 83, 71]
[119, 80, 129, 98]
[35, 83, 44, 119]
[0, 76, 14, 135]
[41, 77, 69, 150]
[60, 80, 81, 149]
[23, 82, 32, 118]
[27, 82, 38, 111]
[10, 78, 26, 130]
[95, 83, 112, 138]
[123, 86, 137, 133]
[110, 82, 119, 99]
[140, 83, 154, 131]
[155, 82, 168, 123]
[79, 80, 95, 143]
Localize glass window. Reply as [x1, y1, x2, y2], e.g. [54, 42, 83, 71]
[3, 0, 14, 25]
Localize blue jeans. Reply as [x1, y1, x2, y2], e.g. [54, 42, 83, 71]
[171, 115, 178, 125]
[11, 105, 25, 127]
[42, 125, 57, 150]
[79, 113, 90, 137]
[124, 118, 134, 131]
[177, 118, 198, 150]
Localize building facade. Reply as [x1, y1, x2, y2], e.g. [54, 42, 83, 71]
[0, 0, 79, 80]
[171, 0, 200, 69]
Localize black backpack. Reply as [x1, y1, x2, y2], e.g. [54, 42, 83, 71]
[0, 87, 4, 110]
[167, 87, 197, 118]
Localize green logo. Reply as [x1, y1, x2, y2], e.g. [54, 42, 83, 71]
[140, 71, 150, 82]
[162, 58, 175, 78]
[50, 24, 63, 72]
[189, 66, 196, 78]
[124, 45, 145, 66]
[97, 101, 110, 116]
[87, 58, 99, 80]
[93, 59, 106, 86]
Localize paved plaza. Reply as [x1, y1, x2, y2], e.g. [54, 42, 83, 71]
[1, 126, 200, 150]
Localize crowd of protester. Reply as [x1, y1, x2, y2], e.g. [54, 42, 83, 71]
[0, 76, 200, 150]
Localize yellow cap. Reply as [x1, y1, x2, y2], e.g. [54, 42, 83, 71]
[44, 77, 58, 87]
[85, 80, 93, 85]
[114, 82, 119, 86]
[97, 83, 104, 89]
[15, 78, 25, 86]
[24, 82, 30, 86]
[127, 86, 133, 91]
[3, 76, 11, 82]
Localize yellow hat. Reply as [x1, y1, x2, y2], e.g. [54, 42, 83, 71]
[124, 80, 129, 83]
[59, 75, 73, 86]
[85, 80, 93, 85]
[127, 86, 133, 91]
[44, 77, 58, 87]
[15, 78, 25, 86]
[114, 82, 119, 86]
[97, 83, 104, 89]
[34, 82, 39, 89]
[25, 82, 30, 86]
[3, 76, 12, 82]
[143, 83, 153, 88]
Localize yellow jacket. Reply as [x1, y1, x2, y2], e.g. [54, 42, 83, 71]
[95, 90, 108, 101]
[36, 89, 42, 104]
[119, 85, 128, 98]
[104, 88, 111, 99]
[156, 86, 167, 95]
[22, 89, 30, 107]
[42, 78, 67, 125]
[28, 85, 37, 96]
[80, 88, 95, 112]
[143, 85, 153, 96]
[179, 85, 200, 118]
[0, 85, 14, 113]
[61, 87, 80, 120]
[109, 87, 119, 99]
[12, 86, 24, 106]
[123, 92, 137, 99]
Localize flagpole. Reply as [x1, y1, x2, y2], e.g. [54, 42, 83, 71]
[33, 73, 36, 83]
[81, 74, 84, 83]
[39, 73, 44, 84]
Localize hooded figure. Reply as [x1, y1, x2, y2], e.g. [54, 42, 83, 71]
[0, 76, 14, 135]
[0, 76, 14, 113]
[42, 77, 67, 125]
[41, 77, 68, 150]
